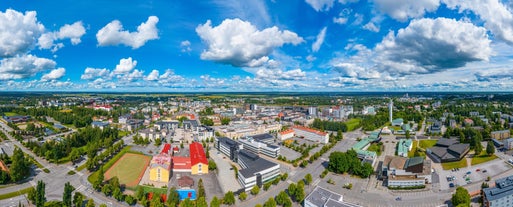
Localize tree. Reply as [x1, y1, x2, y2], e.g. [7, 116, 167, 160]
[210, 196, 221, 207]
[221, 117, 231, 125]
[36, 180, 46, 207]
[208, 160, 217, 171]
[486, 141, 495, 156]
[73, 192, 84, 207]
[86, 199, 95, 207]
[113, 187, 123, 201]
[474, 140, 483, 155]
[264, 182, 272, 191]
[263, 197, 277, 207]
[287, 183, 297, 198]
[93, 167, 104, 190]
[10, 147, 30, 182]
[238, 192, 247, 201]
[451, 187, 470, 207]
[179, 198, 194, 207]
[63, 182, 75, 207]
[69, 148, 81, 164]
[136, 186, 145, 200]
[250, 185, 260, 195]
[167, 187, 180, 207]
[27, 187, 36, 204]
[99, 204, 107, 207]
[125, 195, 136, 205]
[198, 178, 206, 198]
[281, 173, 288, 181]
[275, 191, 288, 205]
[304, 173, 313, 185]
[101, 184, 113, 196]
[196, 197, 208, 207]
[223, 191, 235, 205]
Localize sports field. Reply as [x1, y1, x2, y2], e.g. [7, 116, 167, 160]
[104, 153, 151, 187]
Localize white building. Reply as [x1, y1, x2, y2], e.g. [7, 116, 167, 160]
[278, 129, 294, 141]
[237, 150, 280, 191]
[238, 137, 280, 158]
[292, 126, 329, 144]
[504, 138, 513, 150]
[484, 175, 513, 207]
[387, 175, 426, 188]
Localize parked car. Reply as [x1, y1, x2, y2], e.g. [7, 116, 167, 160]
[449, 183, 455, 188]
[466, 171, 471, 175]
[483, 169, 487, 173]
[476, 168, 480, 172]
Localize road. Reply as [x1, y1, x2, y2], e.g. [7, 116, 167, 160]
[0, 123, 137, 207]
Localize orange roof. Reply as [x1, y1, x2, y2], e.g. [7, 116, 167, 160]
[161, 143, 171, 154]
[279, 129, 294, 135]
[292, 125, 328, 136]
[0, 160, 8, 172]
[189, 142, 208, 166]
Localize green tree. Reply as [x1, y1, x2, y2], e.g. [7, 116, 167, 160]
[474, 140, 483, 155]
[294, 183, 305, 202]
[451, 187, 470, 207]
[281, 173, 288, 181]
[10, 147, 30, 182]
[99, 204, 107, 207]
[223, 191, 235, 205]
[27, 187, 36, 204]
[86, 199, 95, 207]
[93, 167, 104, 190]
[221, 117, 231, 125]
[167, 187, 180, 207]
[263, 197, 277, 207]
[198, 178, 206, 198]
[210, 196, 221, 207]
[275, 191, 288, 205]
[287, 183, 297, 198]
[304, 173, 313, 185]
[101, 184, 113, 196]
[486, 141, 495, 156]
[125, 195, 136, 205]
[238, 192, 247, 201]
[69, 148, 81, 164]
[196, 197, 208, 207]
[179, 198, 194, 207]
[113, 187, 123, 201]
[63, 182, 74, 207]
[250, 185, 260, 195]
[208, 160, 217, 171]
[35, 180, 46, 207]
[73, 192, 84, 207]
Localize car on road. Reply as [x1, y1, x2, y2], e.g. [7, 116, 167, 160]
[449, 183, 455, 188]
[395, 197, 402, 201]
[466, 171, 471, 174]
[483, 169, 487, 173]
[476, 168, 480, 172]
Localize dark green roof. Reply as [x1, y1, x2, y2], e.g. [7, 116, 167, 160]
[404, 156, 424, 168]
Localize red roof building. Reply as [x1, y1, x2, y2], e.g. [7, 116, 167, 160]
[161, 143, 171, 155]
[172, 157, 192, 172]
[189, 142, 208, 167]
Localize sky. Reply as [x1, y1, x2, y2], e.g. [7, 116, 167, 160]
[1, 0, 513, 92]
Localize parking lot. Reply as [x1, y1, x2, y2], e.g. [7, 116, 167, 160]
[438, 158, 511, 190]
[209, 149, 241, 194]
[279, 146, 301, 161]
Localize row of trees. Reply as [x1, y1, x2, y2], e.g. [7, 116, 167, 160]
[311, 118, 348, 132]
[328, 150, 374, 178]
[86, 140, 124, 171]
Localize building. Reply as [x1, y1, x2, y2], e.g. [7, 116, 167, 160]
[429, 121, 442, 134]
[483, 175, 513, 207]
[291, 125, 329, 144]
[126, 119, 144, 131]
[91, 121, 109, 130]
[351, 132, 380, 166]
[392, 118, 404, 126]
[278, 129, 294, 141]
[238, 137, 280, 158]
[397, 139, 413, 157]
[304, 186, 362, 207]
[503, 138, 513, 150]
[177, 175, 194, 188]
[172, 156, 192, 173]
[237, 150, 280, 191]
[149, 153, 172, 183]
[155, 121, 179, 131]
[2, 115, 30, 123]
[389, 99, 393, 123]
[381, 156, 432, 188]
[308, 106, 317, 117]
[214, 137, 243, 161]
[189, 142, 208, 175]
[139, 128, 163, 141]
[427, 138, 470, 163]
[247, 133, 275, 144]
[491, 130, 511, 140]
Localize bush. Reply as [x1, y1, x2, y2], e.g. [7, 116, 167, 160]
[67, 170, 76, 175]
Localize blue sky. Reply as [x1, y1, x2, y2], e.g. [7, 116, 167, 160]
[1, 0, 513, 91]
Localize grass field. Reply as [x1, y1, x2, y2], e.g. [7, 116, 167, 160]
[367, 143, 382, 156]
[345, 118, 361, 131]
[0, 187, 33, 200]
[419, 140, 438, 148]
[471, 151, 498, 166]
[104, 153, 151, 187]
[137, 185, 168, 195]
[408, 141, 419, 158]
[88, 146, 134, 184]
[441, 159, 468, 170]
[3, 112, 18, 116]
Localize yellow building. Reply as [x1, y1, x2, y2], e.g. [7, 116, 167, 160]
[190, 142, 208, 175]
[149, 153, 171, 182]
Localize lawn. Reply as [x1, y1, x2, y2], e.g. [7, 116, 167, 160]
[0, 187, 33, 200]
[418, 140, 437, 148]
[367, 143, 382, 156]
[3, 112, 19, 116]
[104, 153, 151, 188]
[408, 141, 420, 158]
[471, 152, 498, 166]
[118, 130, 129, 138]
[345, 118, 361, 131]
[441, 159, 468, 170]
[137, 185, 168, 195]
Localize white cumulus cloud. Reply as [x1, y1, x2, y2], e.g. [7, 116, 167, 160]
[312, 27, 327, 52]
[0, 9, 45, 57]
[375, 18, 492, 75]
[180, 40, 191, 53]
[113, 57, 137, 74]
[146, 69, 159, 81]
[81, 67, 110, 80]
[443, 0, 513, 45]
[372, 0, 440, 22]
[41, 68, 65, 81]
[305, 0, 335, 12]
[196, 18, 304, 67]
[38, 21, 86, 52]
[96, 16, 159, 49]
[0, 55, 56, 80]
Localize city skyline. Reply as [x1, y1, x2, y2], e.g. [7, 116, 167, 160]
[1, 0, 513, 92]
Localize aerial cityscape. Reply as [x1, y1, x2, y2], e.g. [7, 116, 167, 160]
[2, 0, 513, 207]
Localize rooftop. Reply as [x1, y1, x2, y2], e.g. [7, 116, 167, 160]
[238, 150, 279, 178]
[292, 125, 328, 136]
[189, 142, 208, 166]
[484, 175, 513, 201]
